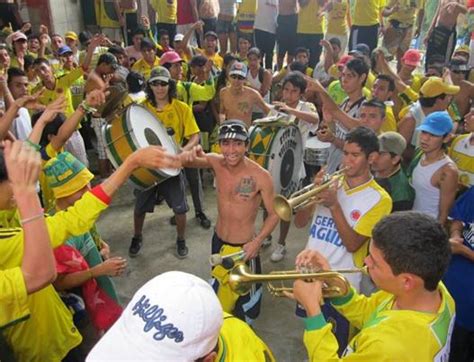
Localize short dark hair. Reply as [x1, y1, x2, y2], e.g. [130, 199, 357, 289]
[158, 29, 169, 40]
[108, 44, 126, 57]
[361, 99, 386, 119]
[372, 211, 451, 291]
[33, 57, 50, 67]
[145, 79, 177, 105]
[328, 37, 341, 49]
[419, 93, 446, 108]
[7, 67, 26, 84]
[345, 58, 370, 86]
[282, 71, 307, 94]
[375, 74, 395, 92]
[31, 111, 66, 147]
[27, 33, 40, 42]
[295, 47, 309, 57]
[24, 54, 36, 72]
[345, 126, 379, 158]
[288, 61, 307, 73]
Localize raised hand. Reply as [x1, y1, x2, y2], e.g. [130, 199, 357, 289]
[37, 96, 66, 123]
[15, 87, 46, 110]
[3, 140, 42, 193]
[85, 89, 107, 108]
[131, 146, 182, 170]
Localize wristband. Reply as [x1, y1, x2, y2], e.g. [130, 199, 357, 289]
[79, 101, 97, 114]
[25, 140, 41, 151]
[21, 212, 44, 225]
[88, 269, 94, 279]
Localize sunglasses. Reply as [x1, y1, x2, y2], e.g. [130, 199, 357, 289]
[231, 74, 245, 81]
[149, 80, 169, 87]
[218, 124, 247, 134]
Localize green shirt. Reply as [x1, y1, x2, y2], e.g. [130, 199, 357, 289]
[375, 167, 414, 212]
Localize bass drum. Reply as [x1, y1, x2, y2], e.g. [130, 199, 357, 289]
[103, 104, 180, 190]
[248, 124, 303, 195]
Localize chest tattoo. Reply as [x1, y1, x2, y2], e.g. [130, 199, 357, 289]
[235, 176, 257, 199]
[237, 101, 250, 114]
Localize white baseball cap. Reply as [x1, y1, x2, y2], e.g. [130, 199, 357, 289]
[87, 271, 223, 361]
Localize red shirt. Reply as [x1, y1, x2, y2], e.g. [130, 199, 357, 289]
[177, 0, 195, 25]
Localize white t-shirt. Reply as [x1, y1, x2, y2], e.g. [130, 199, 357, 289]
[254, 0, 279, 34]
[10, 107, 32, 141]
[306, 178, 392, 291]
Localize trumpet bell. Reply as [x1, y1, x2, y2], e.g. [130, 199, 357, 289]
[273, 195, 293, 222]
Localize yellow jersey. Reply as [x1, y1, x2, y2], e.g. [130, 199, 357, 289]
[297, 0, 325, 34]
[449, 133, 474, 187]
[143, 98, 200, 145]
[303, 283, 456, 361]
[0, 191, 108, 361]
[327, 0, 350, 35]
[131, 56, 161, 80]
[353, 0, 385, 26]
[150, 0, 177, 24]
[387, 0, 424, 26]
[380, 104, 398, 133]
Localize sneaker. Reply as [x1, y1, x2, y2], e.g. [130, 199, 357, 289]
[176, 239, 188, 259]
[262, 235, 272, 248]
[270, 244, 286, 262]
[129, 236, 142, 257]
[169, 215, 176, 225]
[196, 212, 211, 229]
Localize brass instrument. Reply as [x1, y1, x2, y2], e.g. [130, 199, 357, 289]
[273, 167, 347, 222]
[228, 263, 367, 298]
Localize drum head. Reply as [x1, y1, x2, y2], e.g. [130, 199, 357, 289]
[305, 137, 331, 149]
[126, 105, 181, 177]
[97, 84, 128, 119]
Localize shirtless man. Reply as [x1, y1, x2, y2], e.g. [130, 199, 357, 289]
[425, 0, 467, 69]
[219, 62, 271, 127]
[277, 0, 299, 70]
[449, 58, 474, 119]
[181, 120, 279, 324]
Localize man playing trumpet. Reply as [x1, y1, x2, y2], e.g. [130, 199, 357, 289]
[294, 126, 392, 350]
[291, 211, 455, 361]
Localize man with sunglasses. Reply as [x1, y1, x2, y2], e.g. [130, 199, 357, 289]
[130, 66, 200, 259]
[449, 57, 474, 120]
[219, 62, 271, 127]
[181, 120, 279, 324]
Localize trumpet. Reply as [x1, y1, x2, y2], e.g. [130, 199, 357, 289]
[228, 263, 367, 298]
[273, 167, 347, 222]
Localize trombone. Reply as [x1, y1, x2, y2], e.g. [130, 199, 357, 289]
[273, 167, 347, 222]
[228, 263, 367, 298]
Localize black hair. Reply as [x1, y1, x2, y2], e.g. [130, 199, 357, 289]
[132, 27, 146, 37]
[450, 57, 469, 80]
[78, 31, 92, 46]
[0, 150, 6, 183]
[288, 61, 307, 73]
[328, 37, 341, 49]
[282, 71, 307, 94]
[27, 33, 40, 42]
[344, 58, 370, 86]
[216, 54, 238, 91]
[31, 111, 66, 147]
[158, 29, 169, 40]
[33, 57, 50, 67]
[295, 47, 310, 57]
[375, 74, 395, 92]
[145, 79, 177, 105]
[7, 67, 26, 84]
[126, 71, 145, 93]
[345, 126, 379, 158]
[419, 93, 446, 108]
[108, 44, 126, 56]
[361, 99, 386, 119]
[372, 211, 451, 291]
[140, 38, 155, 51]
[24, 54, 35, 72]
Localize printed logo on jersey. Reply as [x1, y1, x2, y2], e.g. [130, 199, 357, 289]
[350, 210, 361, 222]
[310, 215, 343, 247]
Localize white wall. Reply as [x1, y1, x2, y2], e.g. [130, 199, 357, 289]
[48, 0, 84, 35]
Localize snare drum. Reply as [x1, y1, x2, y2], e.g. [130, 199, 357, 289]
[248, 124, 303, 195]
[304, 137, 331, 166]
[103, 104, 180, 190]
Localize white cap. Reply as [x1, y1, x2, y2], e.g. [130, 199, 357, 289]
[87, 271, 223, 361]
[174, 33, 184, 42]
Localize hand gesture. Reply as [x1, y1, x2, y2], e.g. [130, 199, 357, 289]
[193, 20, 205, 32]
[320, 39, 332, 51]
[96, 256, 127, 277]
[141, 15, 151, 29]
[89, 34, 106, 50]
[304, 76, 324, 93]
[243, 239, 261, 260]
[37, 96, 66, 123]
[316, 125, 335, 143]
[131, 146, 182, 170]
[3, 140, 42, 193]
[100, 240, 111, 260]
[315, 179, 341, 209]
[20, 22, 32, 34]
[85, 89, 107, 108]
[179, 145, 205, 164]
[39, 24, 49, 35]
[272, 101, 293, 114]
[15, 88, 45, 110]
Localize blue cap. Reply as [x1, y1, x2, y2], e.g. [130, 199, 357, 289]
[58, 45, 73, 56]
[416, 111, 453, 136]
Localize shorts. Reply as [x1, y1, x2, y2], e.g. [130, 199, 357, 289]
[134, 172, 189, 215]
[217, 18, 236, 34]
[91, 117, 108, 160]
[210, 232, 262, 324]
[382, 22, 413, 55]
[277, 14, 298, 57]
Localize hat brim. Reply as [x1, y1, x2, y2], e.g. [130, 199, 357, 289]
[416, 124, 447, 136]
[229, 70, 246, 78]
[149, 76, 170, 83]
[444, 84, 461, 95]
[402, 59, 420, 67]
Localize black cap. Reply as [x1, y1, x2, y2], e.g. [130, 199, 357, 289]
[204, 31, 218, 40]
[218, 120, 249, 142]
[98, 53, 119, 69]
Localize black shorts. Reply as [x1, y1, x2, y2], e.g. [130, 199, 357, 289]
[216, 18, 236, 34]
[277, 14, 298, 57]
[134, 172, 189, 215]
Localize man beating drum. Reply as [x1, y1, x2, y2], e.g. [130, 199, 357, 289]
[181, 120, 279, 325]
